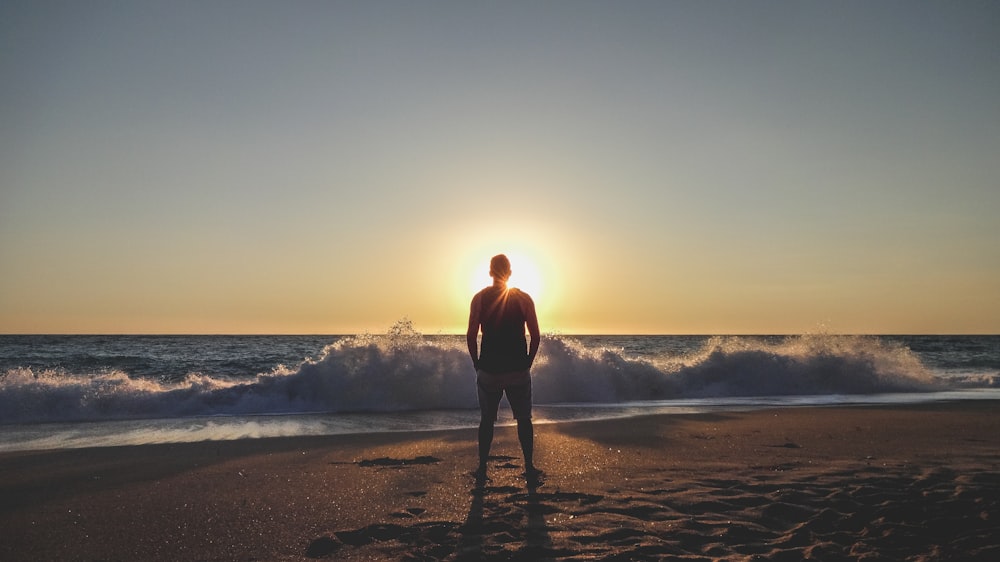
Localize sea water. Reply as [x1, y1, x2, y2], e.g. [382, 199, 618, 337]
[1, 323, 998, 451]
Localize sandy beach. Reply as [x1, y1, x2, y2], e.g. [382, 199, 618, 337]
[2, 401, 999, 561]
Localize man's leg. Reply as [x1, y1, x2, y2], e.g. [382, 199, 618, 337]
[478, 417, 495, 470]
[476, 373, 501, 473]
[506, 378, 537, 473]
[516, 417, 534, 471]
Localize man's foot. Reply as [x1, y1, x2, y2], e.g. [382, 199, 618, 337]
[472, 464, 489, 487]
[523, 466, 544, 485]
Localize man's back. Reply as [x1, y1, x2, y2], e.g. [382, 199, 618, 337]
[477, 286, 531, 373]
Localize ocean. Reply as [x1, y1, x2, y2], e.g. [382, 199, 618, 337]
[1, 323, 998, 452]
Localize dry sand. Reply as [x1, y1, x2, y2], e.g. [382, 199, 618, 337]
[2, 401, 999, 561]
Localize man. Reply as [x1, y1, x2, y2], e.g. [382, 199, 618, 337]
[467, 254, 541, 480]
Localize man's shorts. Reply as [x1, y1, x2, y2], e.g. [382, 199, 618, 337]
[476, 369, 532, 421]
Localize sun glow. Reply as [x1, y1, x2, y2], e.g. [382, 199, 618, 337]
[442, 218, 573, 333]
[468, 251, 545, 300]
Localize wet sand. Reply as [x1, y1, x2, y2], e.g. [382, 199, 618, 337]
[2, 401, 999, 561]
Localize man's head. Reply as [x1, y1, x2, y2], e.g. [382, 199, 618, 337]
[490, 254, 511, 281]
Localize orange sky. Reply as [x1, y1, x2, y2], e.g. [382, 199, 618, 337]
[2, 2, 998, 334]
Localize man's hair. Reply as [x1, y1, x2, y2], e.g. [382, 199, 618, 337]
[490, 254, 511, 280]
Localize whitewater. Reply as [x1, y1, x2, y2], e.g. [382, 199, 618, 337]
[1, 325, 998, 451]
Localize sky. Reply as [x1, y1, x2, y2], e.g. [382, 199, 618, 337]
[1, 1, 998, 335]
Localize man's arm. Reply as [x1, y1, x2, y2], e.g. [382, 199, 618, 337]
[524, 295, 540, 369]
[466, 293, 482, 370]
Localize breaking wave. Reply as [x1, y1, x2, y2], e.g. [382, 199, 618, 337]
[0, 325, 967, 424]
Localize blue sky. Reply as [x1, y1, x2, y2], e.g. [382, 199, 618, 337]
[1, 1, 998, 333]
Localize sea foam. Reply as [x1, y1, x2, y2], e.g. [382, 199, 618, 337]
[0, 328, 953, 424]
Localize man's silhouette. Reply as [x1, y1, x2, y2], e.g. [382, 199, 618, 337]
[467, 254, 541, 479]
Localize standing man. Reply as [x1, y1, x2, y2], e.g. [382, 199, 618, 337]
[467, 254, 541, 480]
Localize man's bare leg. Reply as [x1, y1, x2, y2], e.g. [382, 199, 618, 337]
[517, 418, 536, 473]
[478, 418, 494, 474]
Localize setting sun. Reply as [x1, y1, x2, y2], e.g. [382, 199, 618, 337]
[508, 254, 544, 298]
[469, 252, 545, 310]
[439, 216, 573, 333]
[468, 251, 544, 301]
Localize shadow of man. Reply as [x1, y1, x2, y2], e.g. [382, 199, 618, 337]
[455, 473, 556, 561]
[518, 477, 556, 560]
[454, 475, 487, 561]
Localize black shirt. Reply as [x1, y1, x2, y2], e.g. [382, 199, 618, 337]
[476, 286, 530, 373]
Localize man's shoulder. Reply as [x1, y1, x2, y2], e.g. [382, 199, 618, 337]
[510, 288, 534, 304]
[472, 286, 497, 306]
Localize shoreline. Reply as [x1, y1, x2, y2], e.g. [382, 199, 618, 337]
[5, 389, 1000, 453]
[2, 401, 999, 560]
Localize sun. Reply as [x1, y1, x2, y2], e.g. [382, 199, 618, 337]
[505, 252, 544, 298]
[467, 251, 545, 301]
[446, 221, 566, 331]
